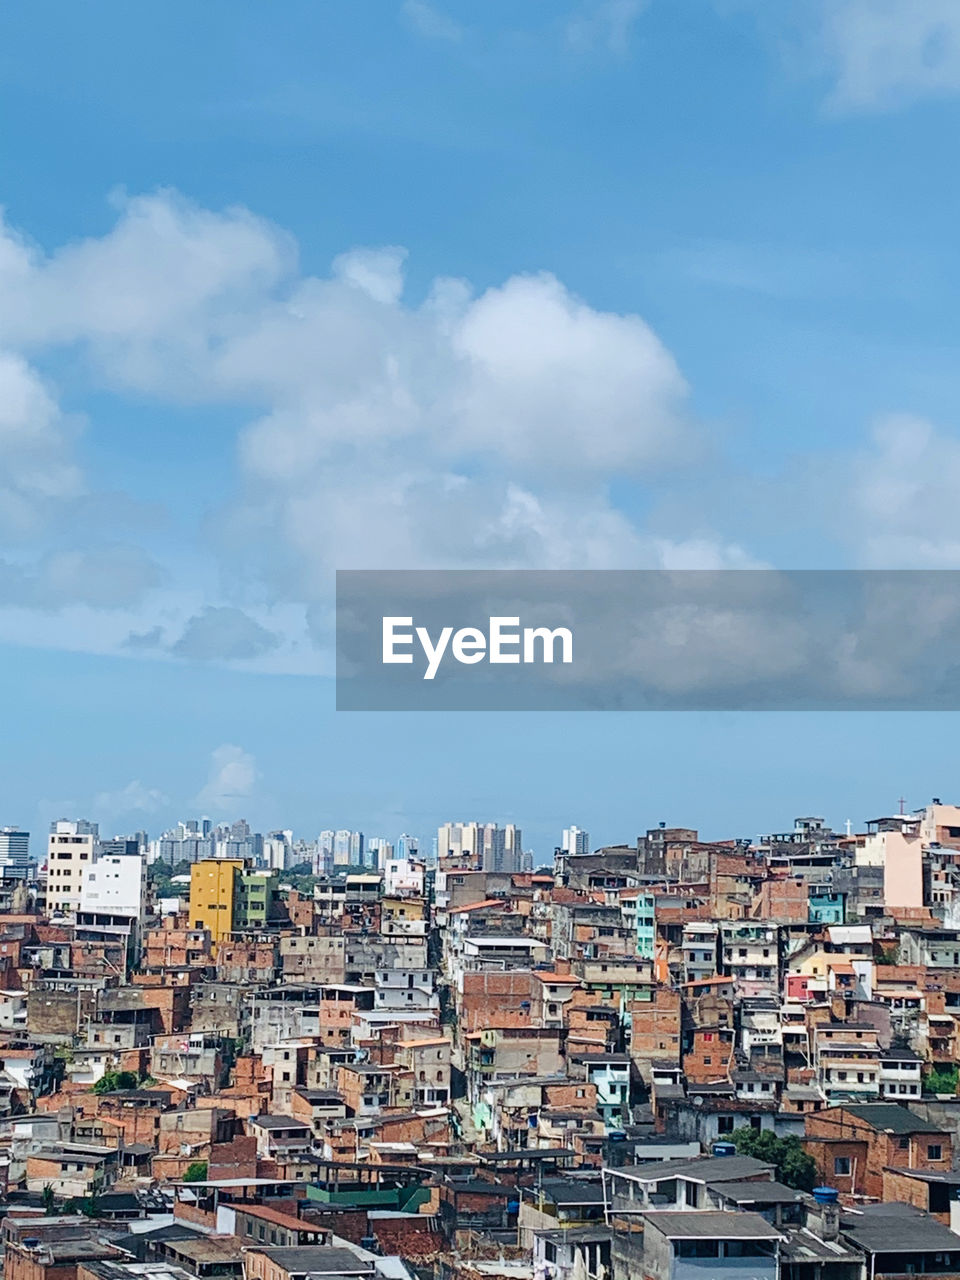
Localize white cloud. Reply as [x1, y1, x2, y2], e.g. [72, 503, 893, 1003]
[0, 191, 750, 666]
[451, 273, 689, 470]
[93, 780, 168, 819]
[727, 0, 960, 112]
[818, 0, 960, 111]
[332, 246, 408, 305]
[0, 192, 294, 392]
[0, 353, 83, 535]
[848, 414, 960, 566]
[196, 745, 258, 812]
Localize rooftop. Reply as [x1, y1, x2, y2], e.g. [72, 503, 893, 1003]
[640, 1211, 783, 1241]
[840, 1103, 947, 1134]
[243, 1247, 374, 1274]
[609, 1155, 775, 1185]
[708, 1180, 805, 1205]
[841, 1205, 960, 1254]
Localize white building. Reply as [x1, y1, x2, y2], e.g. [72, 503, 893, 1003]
[384, 858, 425, 897]
[880, 1047, 923, 1100]
[46, 819, 99, 915]
[80, 852, 146, 918]
[264, 830, 293, 872]
[374, 967, 438, 1012]
[562, 826, 590, 855]
[438, 821, 525, 872]
[438, 821, 481, 865]
[367, 838, 395, 870]
[333, 829, 364, 867]
[314, 830, 335, 876]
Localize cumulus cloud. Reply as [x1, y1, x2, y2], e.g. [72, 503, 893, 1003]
[848, 415, 960, 566]
[0, 352, 83, 535]
[197, 745, 258, 811]
[0, 192, 294, 396]
[0, 190, 752, 665]
[172, 606, 280, 662]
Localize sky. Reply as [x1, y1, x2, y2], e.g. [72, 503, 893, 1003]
[3, 0, 960, 857]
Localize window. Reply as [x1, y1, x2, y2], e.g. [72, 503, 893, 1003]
[834, 1157, 851, 1176]
[929, 1144, 943, 1161]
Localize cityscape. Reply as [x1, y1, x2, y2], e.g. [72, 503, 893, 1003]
[0, 805, 954, 1278]
[4, 2, 960, 1280]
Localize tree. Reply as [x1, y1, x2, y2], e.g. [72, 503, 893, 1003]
[93, 1069, 140, 1094]
[183, 1161, 208, 1182]
[42, 1184, 56, 1215]
[731, 1126, 817, 1191]
[925, 1064, 959, 1095]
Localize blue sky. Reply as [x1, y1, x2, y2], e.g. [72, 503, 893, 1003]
[3, 0, 960, 856]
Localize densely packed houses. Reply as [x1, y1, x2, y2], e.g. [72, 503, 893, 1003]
[2, 804, 960, 1280]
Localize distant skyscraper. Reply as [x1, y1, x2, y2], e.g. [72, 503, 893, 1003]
[0, 828, 32, 880]
[333, 829, 364, 867]
[264, 830, 293, 872]
[150, 819, 215, 865]
[315, 830, 335, 875]
[562, 826, 590, 855]
[367, 838, 394, 870]
[437, 822, 481, 867]
[482, 823, 524, 873]
[396, 833, 418, 860]
[439, 822, 523, 872]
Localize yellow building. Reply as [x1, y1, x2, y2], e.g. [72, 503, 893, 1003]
[189, 859, 243, 951]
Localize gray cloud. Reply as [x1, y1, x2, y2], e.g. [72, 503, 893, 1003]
[172, 606, 280, 661]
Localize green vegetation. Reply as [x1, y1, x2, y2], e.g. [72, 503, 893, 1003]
[92, 1069, 140, 1094]
[149, 859, 193, 901]
[283, 861, 321, 895]
[731, 1126, 817, 1191]
[183, 1161, 208, 1182]
[925, 1064, 959, 1095]
[63, 1195, 102, 1217]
